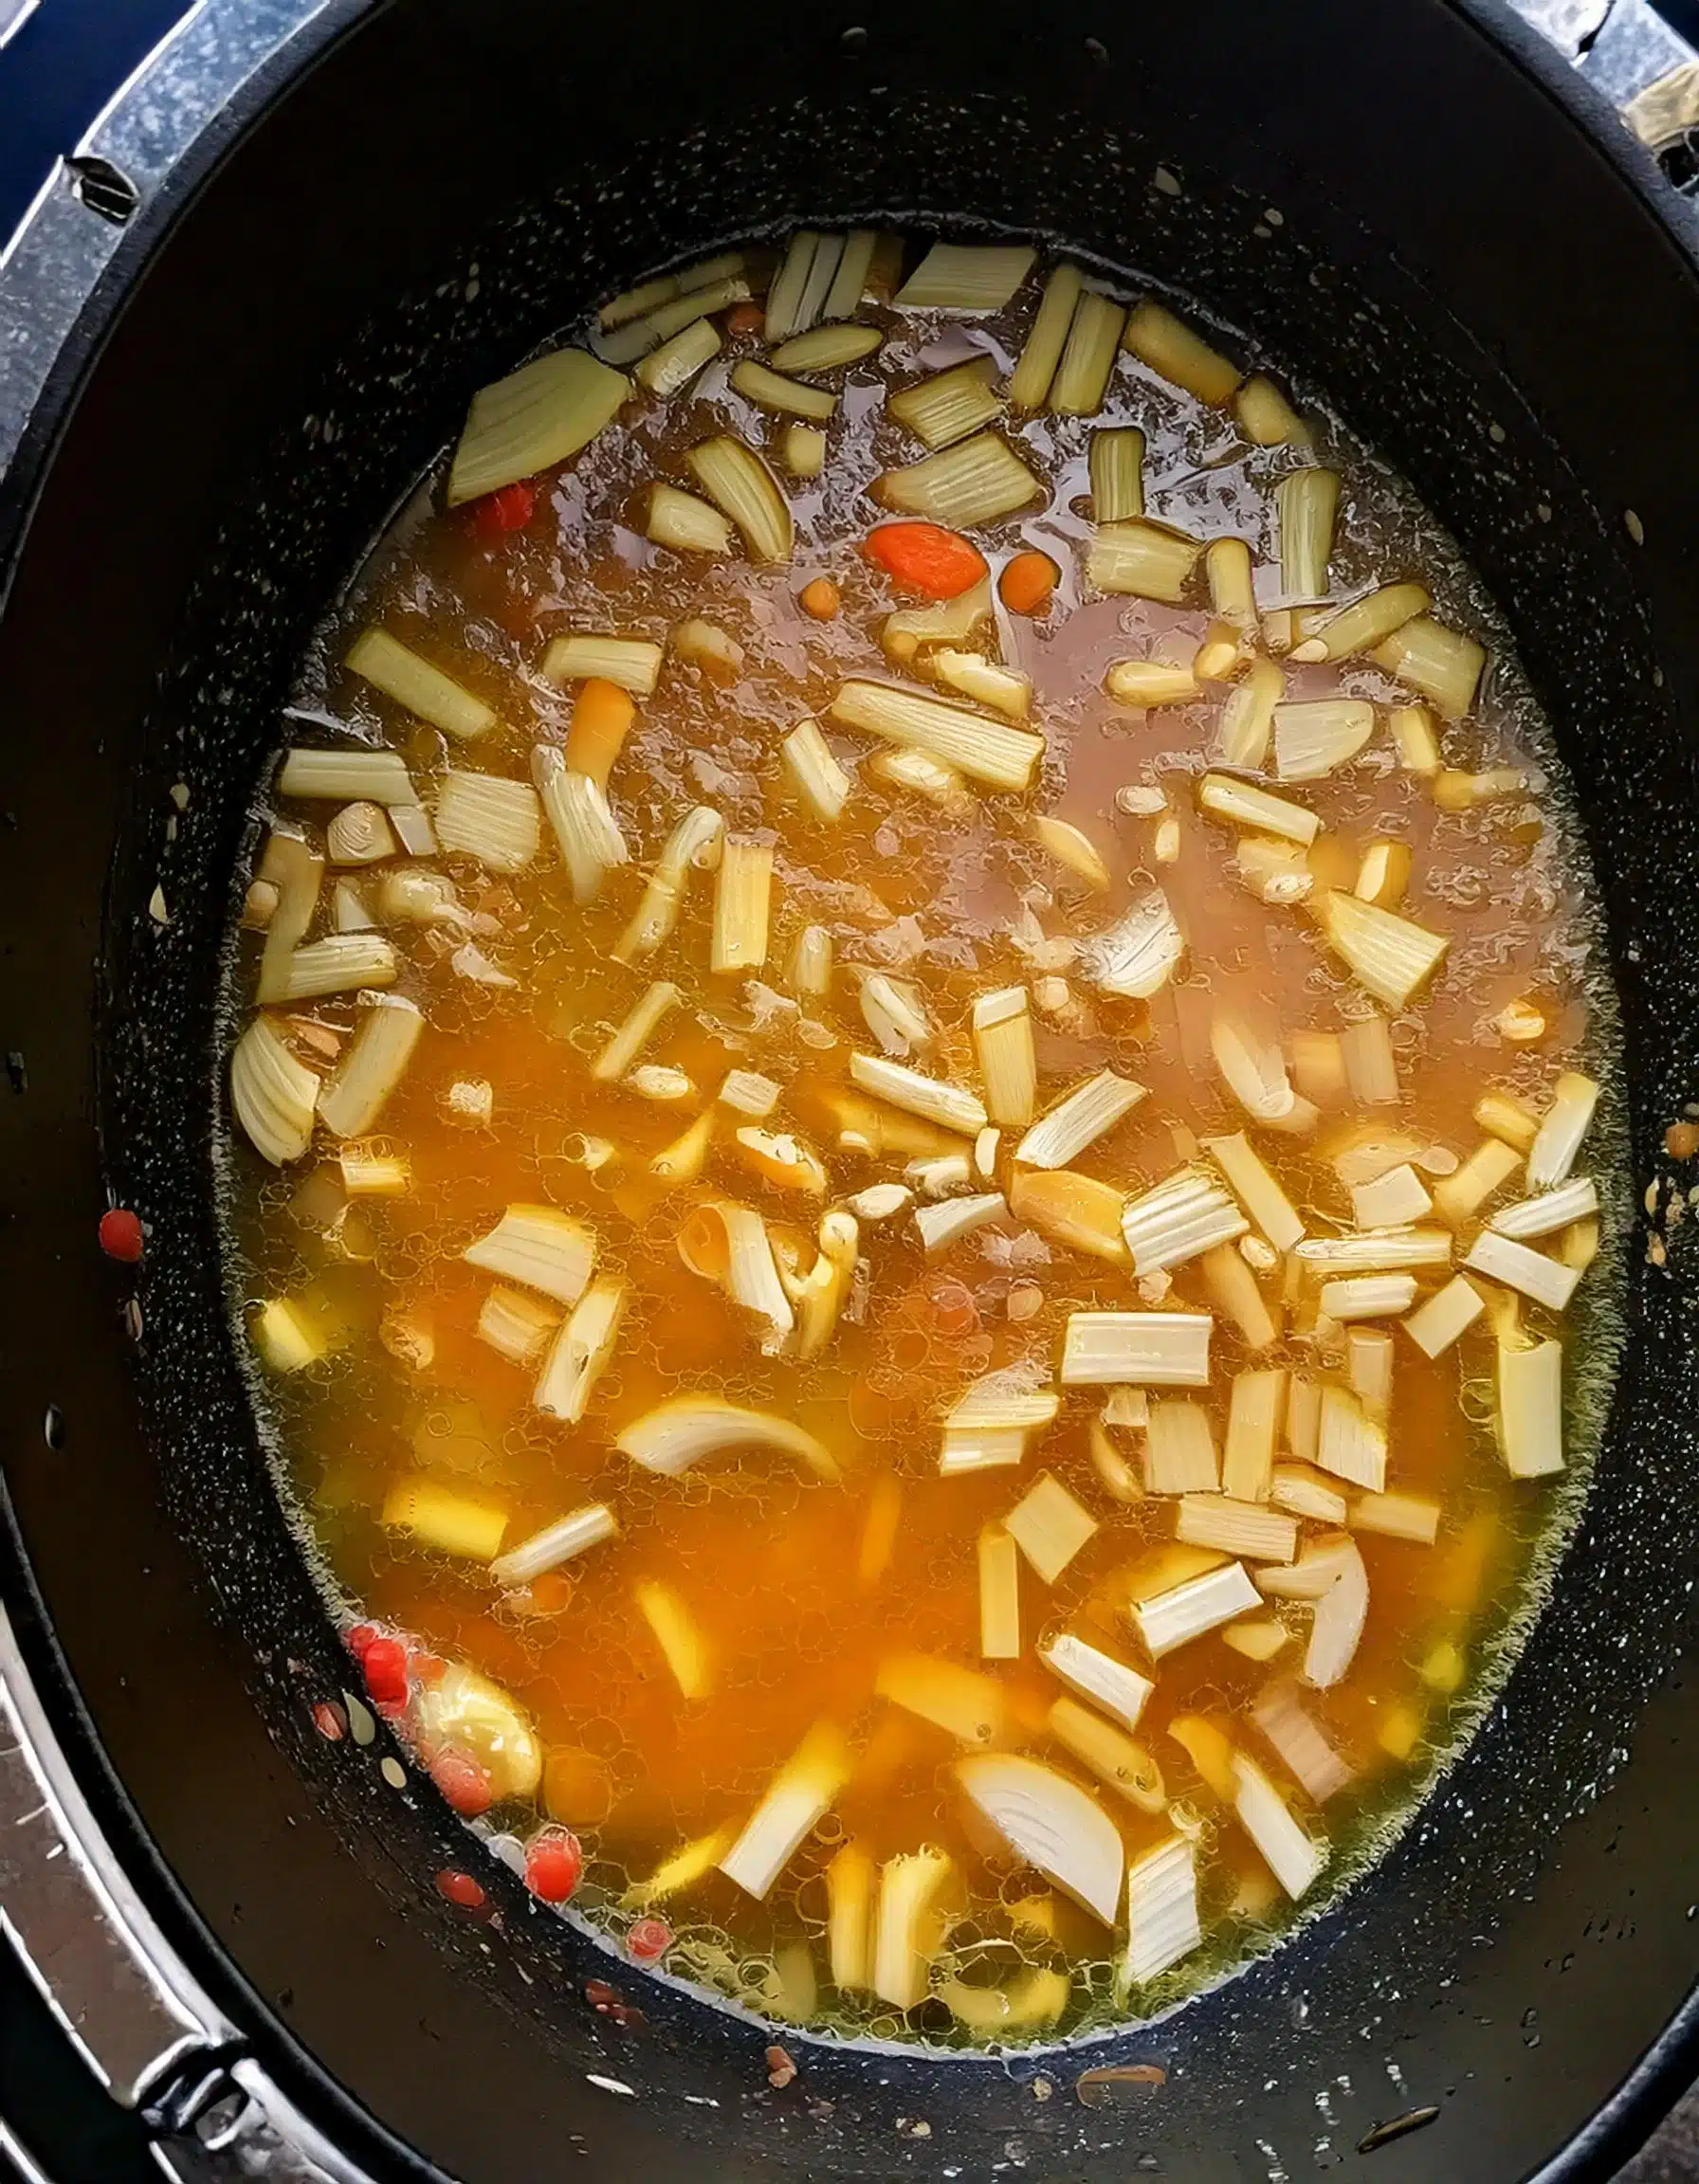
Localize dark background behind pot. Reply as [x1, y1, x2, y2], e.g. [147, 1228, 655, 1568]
[2, 2, 1699, 2178]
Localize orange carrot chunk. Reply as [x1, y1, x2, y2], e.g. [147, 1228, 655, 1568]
[564, 678, 635, 790]
[864, 521, 989, 602]
[725, 301, 766, 338]
[799, 577, 842, 621]
[999, 549, 1060, 616]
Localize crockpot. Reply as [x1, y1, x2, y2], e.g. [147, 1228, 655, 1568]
[4, 1, 1699, 2176]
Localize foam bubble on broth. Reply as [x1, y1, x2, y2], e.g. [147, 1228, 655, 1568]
[218, 235, 1628, 2046]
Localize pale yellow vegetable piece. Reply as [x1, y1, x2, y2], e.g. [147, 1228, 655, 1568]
[871, 1847, 957, 2011]
[876, 1653, 1005, 1746]
[1004, 1472, 1099, 1583]
[719, 1722, 852, 1901]
[381, 1476, 508, 1563]
[956, 1753, 1124, 1925]
[634, 1580, 712, 1698]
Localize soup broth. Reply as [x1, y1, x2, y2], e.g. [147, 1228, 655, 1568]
[224, 231, 1620, 2044]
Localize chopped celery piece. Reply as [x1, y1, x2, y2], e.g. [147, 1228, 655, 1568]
[1087, 520, 1200, 602]
[1233, 1752, 1328, 1899]
[872, 1848, 956, 2010]
[730, 358, 837, 421]
[1221, 1367, 1286, 1501]
[1198, 772, 1320, 846]
[877, 1651, 1005, 1744]
[1048, 1696, 1163, 1811]
[1252, 1684, 1353, 1803]
[381, 1476, 508, 1563]
[1132, 1560, 1259, 1658]
[1204, 1242, 1280, 1349]
[873, 432, 1043, 529]
[1489, 1176, 1599, 1239]
[1215, 656, 1283, 770]
[250, 1296, 329, 1373]
[278, 746, 417, 804]
[1234, 373, 1308, 445]
[826, 1842, 876, 1992]
[541, 633, 662, 694]
[1303, 1538, 1369, 1689]
[1463, 1228, 1580, 1311]
[779, 424, 827, 480]
[614, 804, 722, 963]
[782, 719, 851, 823]
[1316, 1386, 1387, 1492]
[1060, 1310, 1212, 1387]
[764, 231, 821, 341]
[634, 1579, 712, 1698]
[956, 1752, 1124, 1925]
[978, 1526, 1022, 1659]
[824, 228, 881, 318]
[850, 1051, 987, 1137]
[534, 749, 629, 902]
[634, 318, 721, 397]
[1527, 1071, 1600, 1192]
[447, 347, 630, 504]
[1010, 264, 1085, 409]
[1298, 581, 1430, 663]
[1050, 291, 1125, 415]
[1498, 1336, 1563, 1477]
[1015, 1069, 1145, 1169]
[1204, 1132, 1306, 1253]
[913, 1192, 1006, 1254]
[477, 1283, 558, 1365]
[1276, 469, 1341, 599]
[1040, 1631, 1153, 1732]
[888, 357, 1003, 450]
[719, 1722, 852, 1900]
[1351, 1491, 1440, 1545]
[1005, 1472, 1099, 1583]
[1122, 1167, 1247, 1275]
[346, 628, 496, 742]
[1270, 1465, 1346, 1524]
[433, 769, 541, 872]
[1144, 1399, 1220, 1494]
[896, 242, 1036, 311]
[465, 1204, 594, 1305]
[1402, 1274, 1487, 1357]
[1008, 1168, 1132, 1265]
[1089, 427, 1144, 522]
[711, 839, 774, 974]
[771, 322, 884, 373]
[1296, 1228, 1452, 1274]
[1432, 1138, 1523, 1225]
[972, 986, 1037, 1127]
[279, 935, 398, 1001]
[1371, 613, 1486, 719]
[535, 1276, 628, 1423]
[830, 678, 1043, 792]
[1178, 1494, 1297, 1562]
[1125, 1836, 1202, 1983]
[318, 993, 423, 1139]
[489, 1503, 616, 1588]
[1124, 300, 1240, 404]
[1320, 1274, 1418, 1322]
[1351, 1162, 1433, 1229]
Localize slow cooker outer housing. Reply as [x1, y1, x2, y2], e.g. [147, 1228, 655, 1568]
[2, 1, 1699, 2178]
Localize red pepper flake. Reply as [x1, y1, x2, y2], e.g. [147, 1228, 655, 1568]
[467, 481, 538, 538]
[310, 1701, 346, 1742]
[626, 1915, 671, 1963]
[765, 2045, 797, 2090]
[585, 1979, 622, 2012]
[98, 1208, 144, 1264]
[434, 1867, 485, 1910]
[525, 1828, 584, 1904]
[360, 1635, 410, 1708]
[429, 1747, 493, 1818]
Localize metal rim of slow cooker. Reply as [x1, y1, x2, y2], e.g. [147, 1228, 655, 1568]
[1, 1, 1697, 2176]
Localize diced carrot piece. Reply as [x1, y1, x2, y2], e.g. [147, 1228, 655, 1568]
[799, 577, 841, 621]
[726, 301, 765, 338]
[564, 678, 635, 790]
[999, 550, 1060, 615]
[864, 521, 989, 601]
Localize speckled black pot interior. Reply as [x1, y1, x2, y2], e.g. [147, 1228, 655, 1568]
[3, 1, 1699, 2178]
